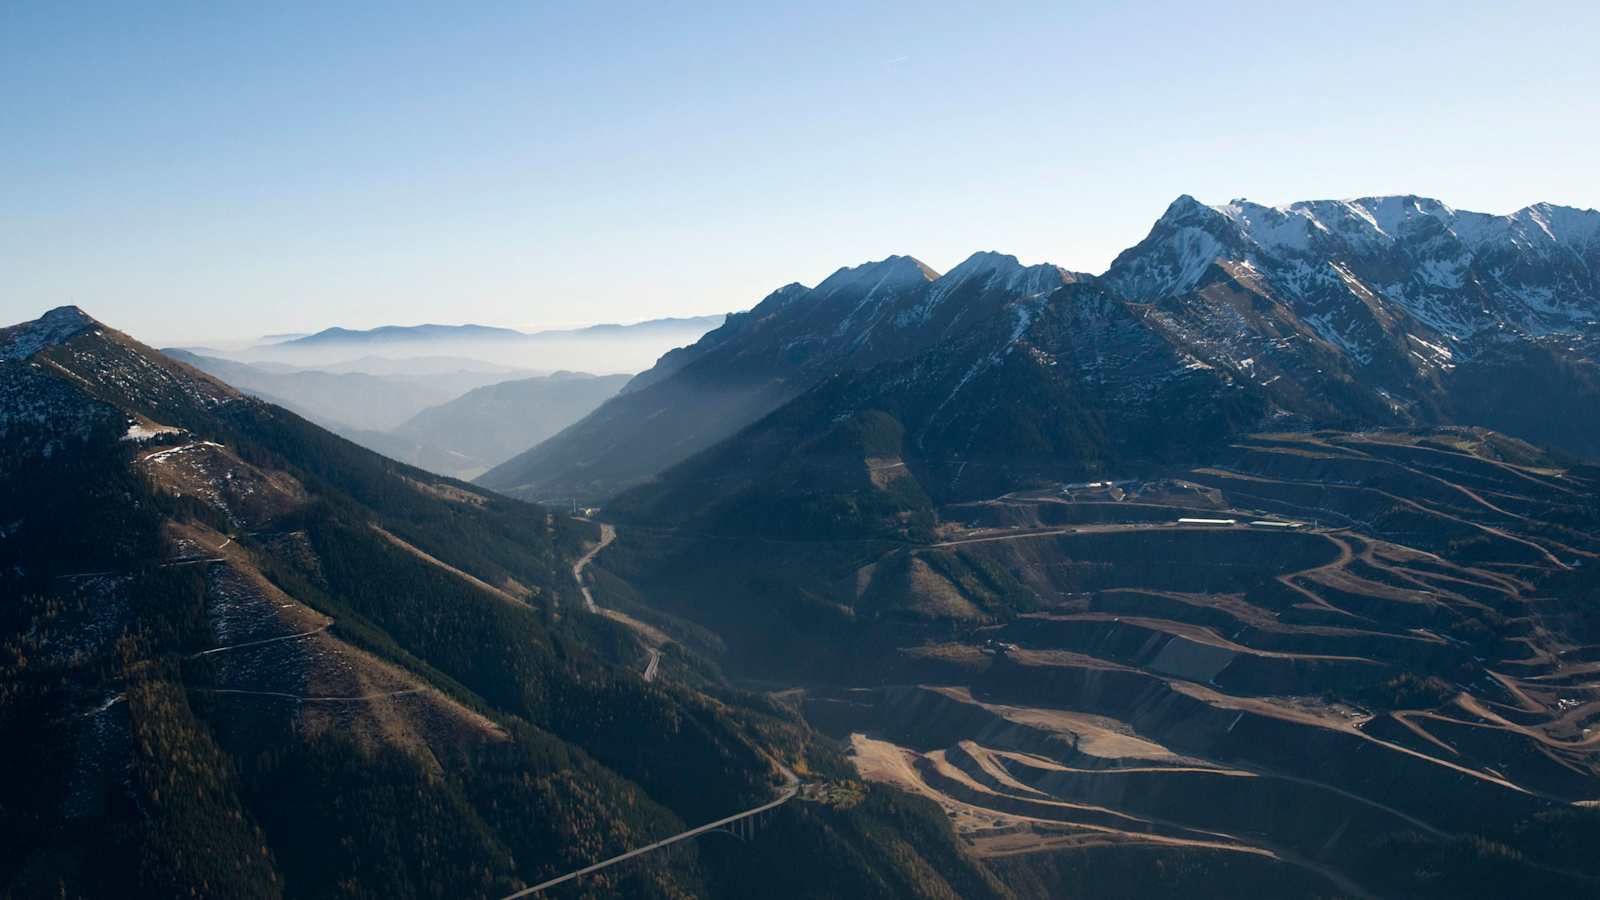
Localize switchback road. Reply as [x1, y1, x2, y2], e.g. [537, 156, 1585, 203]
[572, 522, 616, 613]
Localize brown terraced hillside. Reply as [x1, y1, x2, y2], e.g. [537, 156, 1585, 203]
[593, 429, 1600, 898]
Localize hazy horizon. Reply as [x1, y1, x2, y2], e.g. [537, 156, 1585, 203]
[159, 310, 730, 353]
[6, 1, 1598, 345]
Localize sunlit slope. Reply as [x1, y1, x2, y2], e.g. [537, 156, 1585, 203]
[599, 429, 1600, 898]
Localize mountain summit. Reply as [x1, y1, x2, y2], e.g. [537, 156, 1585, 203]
[0, 304, 99, 359]
[812, 254, 940, 297]
[476, 249, 1089, 501]
[1108, 194, 1600, 337]
[481, 195, 1600, 505]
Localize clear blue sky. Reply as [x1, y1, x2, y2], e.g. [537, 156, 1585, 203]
[4, 1, 1597, 344]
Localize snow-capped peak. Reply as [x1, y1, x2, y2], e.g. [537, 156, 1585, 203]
[1154, 194, 1220, 228]
[933, 251, 1075, 296]
[1506, 202, 1600, 248]
[1203, 195, 1599, 257]
[1108, 192, 1600, 350]
[813, 255, 938, 298]
[1, 306, 101, 361]
[1214, 200, 1326, 252]
[891, 251, 1074, 328]
[943, 250, 1022, 275]
[1201, 195, 1473, 254]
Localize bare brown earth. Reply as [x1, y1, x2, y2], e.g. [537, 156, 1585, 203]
[140, 437, 309, 529]
[167, 520, 508, 755]
[787, 430, 1600, 896]
[130, 449, 512, 762]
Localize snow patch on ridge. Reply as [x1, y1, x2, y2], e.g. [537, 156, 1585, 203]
[1107, 193, 1600, 361]
[922, 298, 1044, 438]
[822, 256, 939, 338]
[814, 255, 936, 299]
[1, 306, 98, 360]
[897, 251, 1069, 328]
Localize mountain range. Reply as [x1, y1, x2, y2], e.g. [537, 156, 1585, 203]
[235, 315, 730, 373]
[275, 315, 728, 350]
[481, 195, 1600, 506]
[276, 322, 529, 347]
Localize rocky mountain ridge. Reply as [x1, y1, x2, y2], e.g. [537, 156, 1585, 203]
[483, 195, 1600, 505]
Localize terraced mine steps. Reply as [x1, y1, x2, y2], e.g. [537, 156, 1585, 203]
[821, 430, 1600, 896]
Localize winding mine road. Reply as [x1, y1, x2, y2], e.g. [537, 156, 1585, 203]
[188, 687, 424, 703]
[572, 521, 662, 683]
[495, 522, 802, 897]
[188, 623, 332, 659]
[572, 522, 616, 613]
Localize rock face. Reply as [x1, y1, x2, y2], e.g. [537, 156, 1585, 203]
[1102, 195, 1600, 453]
[1107, 195, 1600, 340]
[483, 195, 1599, 507]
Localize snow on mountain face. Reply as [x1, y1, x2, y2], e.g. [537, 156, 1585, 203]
[1103, 205, 1238, 303]
[721, 251, 1087, 366]
[0, 307, 242, 437]
[810, 255, 941, 339]
[813, 254, 939, 298]
[0, 359, 123, 448]
[0, 306, 98, 360]
[485, 192, 1600, 503]
[937, 251, 1075, 296]
[896, 251, 1080, 329]
[1218, 195, 1600, 263]
[0, 308, 160, 454]
[1106, 195, 1600, 347]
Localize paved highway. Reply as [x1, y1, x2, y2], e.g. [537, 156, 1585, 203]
[498, 521, 798, 895]
[500, 763, 799, 898]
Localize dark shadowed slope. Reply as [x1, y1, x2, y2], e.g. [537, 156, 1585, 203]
[0, 307, 1008, 900]
[478, 253, 1090, 502]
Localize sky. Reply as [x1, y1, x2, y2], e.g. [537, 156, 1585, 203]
[4, 1, 1598, 345]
